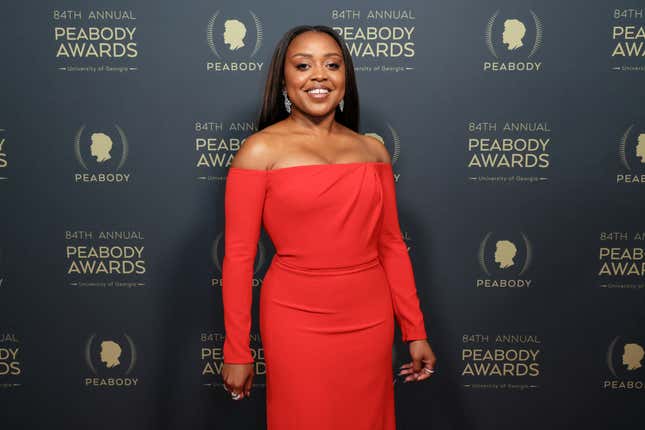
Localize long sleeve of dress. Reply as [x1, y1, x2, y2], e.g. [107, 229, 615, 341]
[376, 164, 428, 342]
[221, 167, 267, 364]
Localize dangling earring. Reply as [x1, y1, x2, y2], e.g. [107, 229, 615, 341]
[339, 99, 344, 112]
[282, 88, 292, 113]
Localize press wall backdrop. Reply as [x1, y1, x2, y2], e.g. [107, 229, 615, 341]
[1, 0, 645, 429]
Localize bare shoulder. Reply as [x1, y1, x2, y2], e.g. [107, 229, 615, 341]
[230, 131, 274, 170]
[360, 133, 392, 163]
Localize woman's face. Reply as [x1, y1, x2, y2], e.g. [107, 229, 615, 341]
[283, 31, 346, 118]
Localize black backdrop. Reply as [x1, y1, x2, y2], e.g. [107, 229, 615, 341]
[1, 1, 645, 429]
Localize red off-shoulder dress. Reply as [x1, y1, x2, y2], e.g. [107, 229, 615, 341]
[222, 161, 427, 430]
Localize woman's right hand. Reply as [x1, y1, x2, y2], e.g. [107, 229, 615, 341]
[222, 363, 255, 400]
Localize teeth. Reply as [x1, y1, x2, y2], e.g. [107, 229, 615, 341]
[307, 88, 329, 94]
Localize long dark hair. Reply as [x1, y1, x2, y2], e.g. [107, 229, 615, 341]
[257, 25, 360, 132]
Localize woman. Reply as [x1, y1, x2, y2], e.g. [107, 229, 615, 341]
[220, 24, 437, 429]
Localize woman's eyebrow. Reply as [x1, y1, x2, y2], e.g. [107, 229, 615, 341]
[290, 52, 342, 58]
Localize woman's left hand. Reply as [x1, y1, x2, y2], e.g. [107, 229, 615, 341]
[398, 339, 437, 383]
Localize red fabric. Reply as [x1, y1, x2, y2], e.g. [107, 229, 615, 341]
[221, 165, 267, 364]
[221, 161, 427, 428]
[375, 163, 429, 342]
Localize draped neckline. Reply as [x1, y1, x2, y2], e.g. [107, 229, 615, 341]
[228, 161, 390, 174]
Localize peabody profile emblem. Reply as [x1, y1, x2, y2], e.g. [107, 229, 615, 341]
[479, 231, 532, 276]
[74, 124, 128, 170]
[100, 340, 122, 368]
[483, 10, 543, 72]
[207, 10, 263, 59]
[616, 123, 645, 184]
[607, 336, 644, 377]
[486, 10, 543, 59]
[619, 125, 645, 170]
[223, 19, 246, 51]
[502, 19, 526, 50]
[494, 240, 517, 269]
[85, 333, 137, 376]
[90, 133, 113, 163]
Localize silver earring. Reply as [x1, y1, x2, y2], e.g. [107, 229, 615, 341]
[282, 88, 291, 113]
[339, 99, 344, 112]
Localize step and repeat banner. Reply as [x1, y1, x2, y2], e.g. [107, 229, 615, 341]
[1, 0, 644, 429]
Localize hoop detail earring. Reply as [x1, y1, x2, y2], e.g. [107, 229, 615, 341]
[338, 99, 344, 112]
[282, 88, 292, 113]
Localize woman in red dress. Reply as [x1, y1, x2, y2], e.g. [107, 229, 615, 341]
[221, 25, 437, 429]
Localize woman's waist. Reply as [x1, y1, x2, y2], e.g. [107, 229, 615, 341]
[270, 253, 381, 276]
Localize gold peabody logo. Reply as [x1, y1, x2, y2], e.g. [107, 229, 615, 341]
[73, 124, 131, 183]
[611, 8, 645, 72]
[53, 9, 138, 73]
[211, 232, 269, 288]
[476, 231, 534, 289]
[0, 333, 21, 388]
[84, 333, 138, 387]
[462, 333, 541, 390]
[616, 122, 645, 184]
[65, 230, 146, 288]
[206, 10, 264, 72]
[467, 121, 551, 184]
[484, 9, 543, 72]
[604, 336, 644, 390]
[330, 9, 416, 73]
[598, 231, 645, 290]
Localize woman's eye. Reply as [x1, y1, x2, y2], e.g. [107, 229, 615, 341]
[295, 63, 340, 70]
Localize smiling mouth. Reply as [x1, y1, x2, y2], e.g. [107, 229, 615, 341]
[305, 88, 331, 94]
